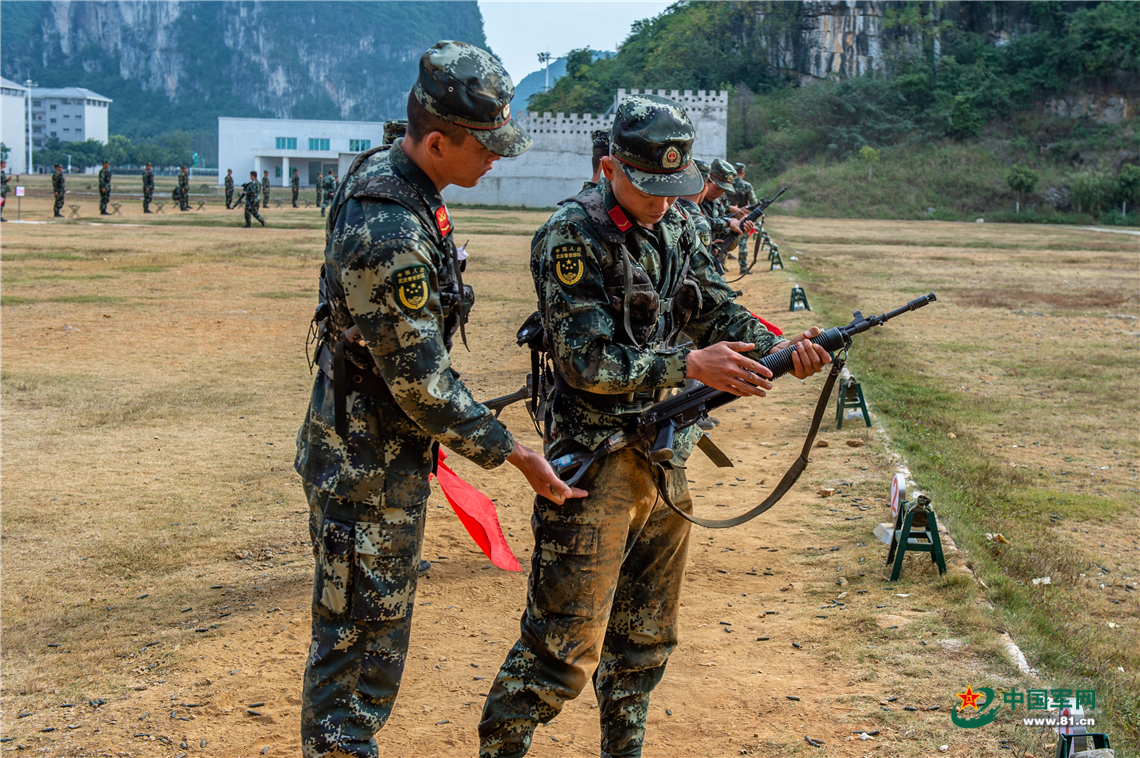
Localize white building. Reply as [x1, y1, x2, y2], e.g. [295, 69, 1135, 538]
[442, 88, 728, 208]
[218, 117, 386, 187]
[30, 87, 111, 148]
[1, 77, 28, 173]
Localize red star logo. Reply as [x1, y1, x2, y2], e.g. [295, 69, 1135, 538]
[956, 686, 982, 711]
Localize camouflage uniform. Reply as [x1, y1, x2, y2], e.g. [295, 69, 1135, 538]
[321, 172, 336, 217]
[292, 169, 300, 207]
[98, 165, 112, 214]
[479, 95, 781, 758]
[241, 178, 265, 227]
[700, 159, 738, 271]
[295, 40, 531, 758]
[583, 128, 610, 192]
[142, 167, 155, 213]
[263, 171, 271, 207]
[177, 170, 190, 211]
[52, 169, 66, 216]
[731, 165, 758, 274]
[1, 165, 9, 221]
[224, 172, 234, 209]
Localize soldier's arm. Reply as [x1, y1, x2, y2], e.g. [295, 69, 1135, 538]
[540, 220, 686, 395]
[338, 201, 513, 470]
[683, 239, 781, 362]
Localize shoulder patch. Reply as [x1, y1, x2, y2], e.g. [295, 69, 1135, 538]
[435, 205, 453, 237]
[700, 230, 712, 247]
[392, 264, 430, 311]
[552, 243, 586, 287]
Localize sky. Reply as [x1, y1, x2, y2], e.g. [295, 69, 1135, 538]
[478, 1, 675, 84]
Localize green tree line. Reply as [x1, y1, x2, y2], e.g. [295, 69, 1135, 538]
[31, 133, 199, 172]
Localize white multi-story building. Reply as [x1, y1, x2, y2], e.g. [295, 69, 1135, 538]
[0, 77, 28, 173]
[218, 117, 387, 187]
[30, 87, 111, 148]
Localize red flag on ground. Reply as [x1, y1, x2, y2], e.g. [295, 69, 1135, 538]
[751, 313, 783, 337]
[430, 450, 521, 572]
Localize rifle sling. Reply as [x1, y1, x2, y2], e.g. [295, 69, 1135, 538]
[654, 356, 845, 529]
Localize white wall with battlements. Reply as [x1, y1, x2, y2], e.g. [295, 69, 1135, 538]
[443, 89, 728, 208]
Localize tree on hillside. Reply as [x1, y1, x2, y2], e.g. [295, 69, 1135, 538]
[859, 146, 881, 181]
[1007, 165, 1038, 213]
[1116, 164, 1140, 215]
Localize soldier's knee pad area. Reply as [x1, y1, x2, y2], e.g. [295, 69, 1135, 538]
[531, 520, 602, 618]
[312, 517, 423, 622]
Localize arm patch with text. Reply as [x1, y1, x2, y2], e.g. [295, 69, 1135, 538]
[392, 264, 430, 311]
[553, 243, 586, 287]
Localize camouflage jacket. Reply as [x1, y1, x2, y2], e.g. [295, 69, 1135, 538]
[262, 179, 270, 198]
[676, 198, 713, 253]
[142, 171, 154, 192]
[295, 140, 514, 505]
[224, 175, 234, 192]
[1, 171, 8, 197]
[291, 173, 300, 190]
[52, 172, 65, 195]
[531, 184, 781, 454]
[731, 177, 757, 208]
[242, 180, 261, 208]
[98, 168, 112, 193]
[699, 198, 731, 238]
[177, 173, 189, 194]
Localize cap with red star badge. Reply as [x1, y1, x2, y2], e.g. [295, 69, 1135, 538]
[609, 93, 703, 197]
[414, 40, 533, 158]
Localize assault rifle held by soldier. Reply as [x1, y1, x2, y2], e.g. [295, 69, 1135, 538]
[714, 185, 787, 262]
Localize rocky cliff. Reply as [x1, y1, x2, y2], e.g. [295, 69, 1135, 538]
[2, 1, 488, 141]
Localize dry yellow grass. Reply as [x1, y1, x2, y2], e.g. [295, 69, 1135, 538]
[1, 204, 1136, 755]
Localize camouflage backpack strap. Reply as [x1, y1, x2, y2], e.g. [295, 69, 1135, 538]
[347, 144, 391, 177]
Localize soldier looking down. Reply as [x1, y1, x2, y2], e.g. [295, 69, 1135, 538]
[294, 40, 584, 758]
[477, 94, 830, 758]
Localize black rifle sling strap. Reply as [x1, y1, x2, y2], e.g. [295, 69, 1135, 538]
[654, 355, 846, 529]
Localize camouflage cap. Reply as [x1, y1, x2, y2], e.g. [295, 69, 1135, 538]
[590, 128, 610, 157]
[693, 158, 711, 180]
[734, 162, 746, 173]
[383, 119, 408, 146]
[709, 159, 736, 191]
[413, 40, 532, 157]
[609, 94, 703, 197]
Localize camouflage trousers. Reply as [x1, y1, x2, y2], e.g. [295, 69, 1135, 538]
[143, 189, 153, 212]
[479, 448, 693, 758]
[99, 189, 110, 213]
[225, 189, 233, 209]
[54, 194, 65, 215]
[244, 203, 265, 227]
[738, 233, 751, 274]
[301, 481, 426, 758]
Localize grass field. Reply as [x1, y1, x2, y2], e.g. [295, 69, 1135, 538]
[1, 193, 1137, 755]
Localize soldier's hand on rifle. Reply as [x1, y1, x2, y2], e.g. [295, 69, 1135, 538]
[686, 342, 773, 397]
[507, 441, 588, 504]
[770, 327, 831, 380]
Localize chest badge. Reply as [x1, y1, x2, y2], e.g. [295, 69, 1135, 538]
[393, 264, 430, 311]
[435, 205, 453, 237]
[553, 243, 585, 287]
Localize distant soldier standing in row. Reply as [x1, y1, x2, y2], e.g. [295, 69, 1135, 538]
[583, 128, 609, 192]
[0, 159, 9, 222]
[98, 161, 113, 215]
[263, 169, 271, 208]
[291, 167, 300, 207]
[238, 170, 265, 227]
[225, 169, 235, 209]
[732, 163, 758, 274]
[177, 166, 190, 211]
[142, 162, 155, 213]
[52, 164, 66, 217]
[319, 170, 335, 217]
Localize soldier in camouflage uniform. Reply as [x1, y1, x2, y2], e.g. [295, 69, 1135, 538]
[263, 169, 271, 208]
[98, 161, 112, 215]
[0, 160, 9, 222]
[52, 164, 66, 217]
[583, 128, 609, 192]
[224, 169, 235, 209]
[294, 40, 583, 758]
[142, 163, 155, 213]
[292, 167, 301, 207]
[320, 170, 336, 217]
[237, 170, 265, 227]
[698, 159, 753, 273]
[177, 166, 190, 211]
[731, 163, 758, 274]
[478, 94, 830, 758]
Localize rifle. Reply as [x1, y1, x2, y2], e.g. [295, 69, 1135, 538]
[714, 186, 786, 260]
[550, 293, 938, 527]
[482, 375, 533, 417]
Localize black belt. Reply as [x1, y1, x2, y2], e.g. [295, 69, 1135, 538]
[316, 341, 389, 438]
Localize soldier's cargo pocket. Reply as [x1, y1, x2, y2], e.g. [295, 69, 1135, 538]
[350, 521, 422, 622]
[314, 518, 354, 617]
[533, 522, 599, 618]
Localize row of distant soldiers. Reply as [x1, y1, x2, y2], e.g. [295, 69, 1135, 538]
[43, 163, 191, 217]
[582, 128, 759, 274]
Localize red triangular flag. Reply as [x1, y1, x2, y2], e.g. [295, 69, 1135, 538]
[430, 450, 521, 572]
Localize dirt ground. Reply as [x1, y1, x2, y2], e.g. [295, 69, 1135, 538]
[1, 194, 1134, 757]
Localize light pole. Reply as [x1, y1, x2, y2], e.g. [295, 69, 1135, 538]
[537, 51, 552, 93]
[25, 79, 35, 174]
[63, 153, 71, 173]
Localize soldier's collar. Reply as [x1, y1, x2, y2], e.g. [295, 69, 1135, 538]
[390, 141, 446, 215]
